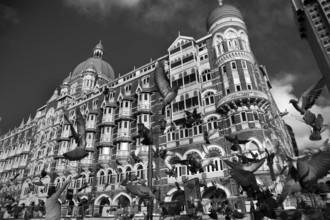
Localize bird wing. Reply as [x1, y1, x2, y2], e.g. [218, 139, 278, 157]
[230, 169, 257, 188]
[276, 180, 294, 206]
[238, 139, 251, 145]
[299, 77, 326, 111]
[225, 136, 235, 143]
[201, 158, 213, 168]
[64, 113, 79, 141]
[223, 160, 242, 169]
[302, 110, 316, 126]
[319, 138, 330, 151]
[185, 110, 192, 119]
[202, 144, 209, 155]
[154, 61, 171, 98]
[243, 157, 266, 173]
[75, 109, 86, 137]
[297, 151, 330, 184]
[164, 160, 172, 170]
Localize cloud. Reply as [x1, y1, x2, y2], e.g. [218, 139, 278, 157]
[271, 73, 330, 153]
[62, 0, 143, 21]
[0, 3, 20, 28]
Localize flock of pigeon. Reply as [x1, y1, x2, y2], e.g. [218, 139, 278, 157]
[4, 59, 330, 220]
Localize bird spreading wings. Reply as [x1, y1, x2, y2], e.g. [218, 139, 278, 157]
[277, 151, 330, 204]
[63, 109, 89, 161]
[224, 157, 266, 173]
[137, 123, 153, 145]
[225, 135, 251, 152]
[289, 77, 326, 115]
[154, 60, 180, 115]
[183, 109, 202, 128]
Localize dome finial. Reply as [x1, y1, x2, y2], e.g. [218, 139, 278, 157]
[218, 0, 223, 6]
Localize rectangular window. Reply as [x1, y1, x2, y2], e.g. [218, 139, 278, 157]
[242, 112, 247, 122]
[190, 73, 196, 83]
[184, 75, 190, 85]
[247, 85, 252, 90]
[125, 101, 129, 108]
[226, 89, 230, 94]
[178, 78, 183, 87]
[231, 62, 237, 70]
[178, 101, 185, 111]
[222, 65, 227, 74]
[144, 115, 148, 122]
[124, 121, 128, 128]
[242, 61, 247, 69]
[144, 94, 148, 100]
[231, 115, 235, 125]
[236, 85, 241, 91]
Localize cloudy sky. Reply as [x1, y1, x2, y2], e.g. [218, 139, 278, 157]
[0, 0, 329, 152]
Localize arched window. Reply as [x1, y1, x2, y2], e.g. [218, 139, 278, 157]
[204, 92, 215, 106]
[137, 165, 144, 179]
[117, 168, 123, 183]
[126, 167, 131, 179]
[142, 76, 150, 87]
[99, 171, 105, 185]
[202, 69, 211, 82]
[125, 84, 131, 94]
[167, 127, 176, 142]
[107, 170, 114, 184]
[207, 117, 218, 130]
[192, 122, 203, 135]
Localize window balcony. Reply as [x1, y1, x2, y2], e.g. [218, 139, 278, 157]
[86, 121, 97, 132]
[18, 160, 27, 168]
[67, 161, 78, 174]
[115, 131, 132, 143]
[98, 154, 112, 169]
[21, 144, 31, 154]
[101, 115, 115, 124]
[116, 150, 130, 166]
[55, 165, 66, 175]
[216, 90, 270, 114]
[136, 103, 152, 114]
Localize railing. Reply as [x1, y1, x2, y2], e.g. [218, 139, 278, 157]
[102, 115, 114, 123]
[0, 205, 161, 219]
[217, 90, 269, 108]
[118, 109, 132, 117]
[137, 103, 151, 111]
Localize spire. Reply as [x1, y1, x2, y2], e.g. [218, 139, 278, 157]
[93, 40, 104, 58]
[218, 0, 223, 6]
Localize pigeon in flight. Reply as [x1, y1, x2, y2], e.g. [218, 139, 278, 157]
[131, 148, 141, 164]
[183, 109, 202, 128]
[224, 157, 266, 173]
[276, 151, 330, 204]
[289, 77, 326, 115]
[63, 109, 89, 161]
[265, 149, 276, 181]
[154, 60, 180, 115]
[225, 135, 251, 152]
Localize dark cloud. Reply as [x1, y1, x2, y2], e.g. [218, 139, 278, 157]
[0, 2, 20, 28]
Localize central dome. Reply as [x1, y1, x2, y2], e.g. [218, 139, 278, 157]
[206, 4, 243, 31]
[72, 57, 115, 80]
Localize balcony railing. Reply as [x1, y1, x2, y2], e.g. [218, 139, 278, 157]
[102, 115, 115, 123]
[217, 90, 269, 109]
[118, 109, 132, 117]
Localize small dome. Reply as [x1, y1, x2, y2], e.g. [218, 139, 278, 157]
[206, 4, 243, 31]
[72, 57, 114, 80]
[94, 40, 104, 51]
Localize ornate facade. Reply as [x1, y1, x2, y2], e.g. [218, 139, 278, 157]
[0, 2, 294, 218]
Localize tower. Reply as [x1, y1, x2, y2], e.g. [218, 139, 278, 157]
[292, 0, 330, 92]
